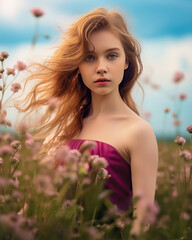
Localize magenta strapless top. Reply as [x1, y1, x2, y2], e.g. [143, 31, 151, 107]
[67, 139, 133, 211]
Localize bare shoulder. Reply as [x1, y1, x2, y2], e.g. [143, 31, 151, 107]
[123, 116, 158, 156]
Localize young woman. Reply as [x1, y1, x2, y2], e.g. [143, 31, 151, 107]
[18, 7, 158, 236]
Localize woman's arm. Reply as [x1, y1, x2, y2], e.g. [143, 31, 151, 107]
[127, 120, 158, 236]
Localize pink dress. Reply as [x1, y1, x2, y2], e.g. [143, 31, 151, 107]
[67, 139, 133, 211]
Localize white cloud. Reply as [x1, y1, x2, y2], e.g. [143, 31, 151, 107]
[0, 0, 26, 21]
[0, 0, 76, 29]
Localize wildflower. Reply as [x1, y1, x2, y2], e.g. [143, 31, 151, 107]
[0, 213, 36, 240]
[48, 97, 59, 111]
[172, 119, 182, 126]
[13, 170, 22, 178]
[2, 132, 14, 143]
[100, 168, 110, 179]
[180, 212, 191, 220]
[25, 133, 34, 146]
[0, 145, 13, 156]
[15, 61, 27, 71]
[78, 162, 89, 176]
[11, 82, 21, 93]
[6, 67, 15, 76]
[179, 93, 187, 100]
[173, 72, 184, 83]
[11, 140, 21, 150]
[62, 200, 75, 210]
[91, 156, 108, 168]
[30, 8, 44, 18]
[79, 140, 97, 154]
[54, 145, 71, 167]
[180, 150, 192, 161]
[174, 136, 186, 146]
[172, 188, 178, 198]
[186, 124, 192, 134]
[144, 201, 160, 225]
[164, 107, 170, 113]
[11, 152, 21, 164]
[0, 51, 9, 61]
[36, 175, 58, 196]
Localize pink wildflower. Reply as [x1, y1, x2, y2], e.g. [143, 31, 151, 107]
[180, 150, 192, 161]
[36, 175, 58, 196]
[25, 132, 34, 146]
[172, 188, 178, 198]
[15, 61, 27, 71]
[11, 140, 21, 150]
[172, 119, 182, 126]
[6, 67, 15, 76]
[173, 72, 184, 83]
[180, 212, 190, 220]
[48, 97, 59, 111]
[91, 156, 108, 168]
[30, 8, 44, 18]
[164, 107, 170, 113]
[179, 93, 187, 100]
[11, 152, 20, 164]
[174, 136, 186, 146]
[186, 124, 192, 134]
[0, 145, 13, 156]
[139, 199, 160, 225]
[100, 168, 110, 179]
[0, 51, 9, 61]
[11, 82, 21, 93]
[79, 140, 97, 154]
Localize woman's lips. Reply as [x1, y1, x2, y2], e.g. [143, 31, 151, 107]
[95, 81, 110, 85]
[94, 78, 110, 83]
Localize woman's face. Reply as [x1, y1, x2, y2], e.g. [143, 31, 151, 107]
[78, 30, 128, 95]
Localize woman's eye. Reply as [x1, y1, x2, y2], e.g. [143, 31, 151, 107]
[85, 55, 94, 61]
[108, 54, 117, 59]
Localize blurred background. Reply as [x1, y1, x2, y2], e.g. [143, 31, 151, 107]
[0, 0, 192, 140]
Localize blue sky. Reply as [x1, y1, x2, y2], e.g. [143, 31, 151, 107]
[0, 0, 192, 139]
[1, 0, 192, 44]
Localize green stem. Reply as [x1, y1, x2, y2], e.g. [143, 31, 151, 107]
[3, 93, 14, 108]
[183, 160, 187, 197]
[32, 18, 39, 48]
[5, 72, 20, 91]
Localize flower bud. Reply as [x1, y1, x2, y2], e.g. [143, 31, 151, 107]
[186, 124, 192, 134]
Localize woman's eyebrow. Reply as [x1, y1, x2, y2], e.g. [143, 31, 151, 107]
[87, 47, 120, 53]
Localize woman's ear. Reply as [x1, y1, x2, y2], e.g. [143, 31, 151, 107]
[124, 57, 129, 70]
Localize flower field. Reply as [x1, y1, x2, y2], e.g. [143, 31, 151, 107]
[0, 43, 192, 239]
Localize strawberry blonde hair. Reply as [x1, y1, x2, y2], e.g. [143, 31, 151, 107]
[17, 7, 143, 152]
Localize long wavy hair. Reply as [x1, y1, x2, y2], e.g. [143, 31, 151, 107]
[16, 7, 143, 152]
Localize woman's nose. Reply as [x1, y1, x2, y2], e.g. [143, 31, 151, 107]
[96, 58, 107, 74]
